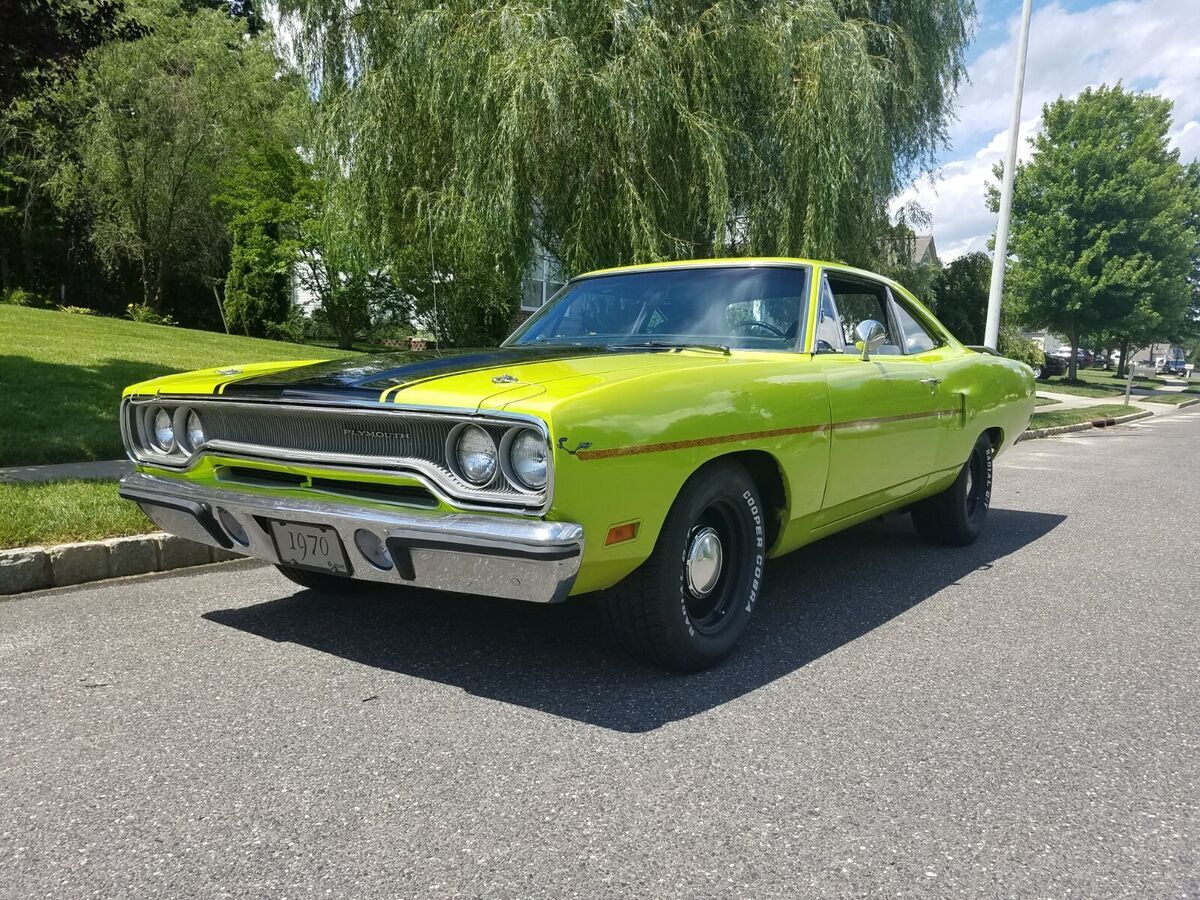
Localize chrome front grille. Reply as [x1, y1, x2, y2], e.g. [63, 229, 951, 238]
[199, 404, 460, 467]
[121, 397, 548, 512]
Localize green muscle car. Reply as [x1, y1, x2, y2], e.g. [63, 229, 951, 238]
[119, 259, 1034, 670]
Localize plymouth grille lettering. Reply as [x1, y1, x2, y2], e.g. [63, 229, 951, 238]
[343, 428, 408, 439]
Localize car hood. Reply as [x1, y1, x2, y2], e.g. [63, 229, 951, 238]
[127, 345, 741, 411]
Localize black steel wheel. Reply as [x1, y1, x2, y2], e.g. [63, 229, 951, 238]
[911, 433, 994, 546]
[601, 461, 766, 672]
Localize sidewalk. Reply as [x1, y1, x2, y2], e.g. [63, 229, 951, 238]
[0, 459, 133, 484]
[1036, 390, 1164, 412]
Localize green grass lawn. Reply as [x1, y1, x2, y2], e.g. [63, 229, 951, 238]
[0, 306, 358, 466]
[1034, 396, 1059, 407]
[1074, 369, 1168, 389]
[1035, 378, 1124, 398]
[1029, 403, 1140, 430]
[1141, 393, 1198, 405]
[0, 480, 156, 549]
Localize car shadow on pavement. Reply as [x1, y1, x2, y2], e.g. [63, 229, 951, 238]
[203, 508, 1065, 733]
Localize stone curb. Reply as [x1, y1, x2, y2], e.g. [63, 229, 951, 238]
[1177, 397, 1199, 409]
[1017, 408, 1154, 443]
[0, 533, 243, 596]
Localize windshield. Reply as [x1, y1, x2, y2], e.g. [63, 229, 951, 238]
[507, 265, 810, 351]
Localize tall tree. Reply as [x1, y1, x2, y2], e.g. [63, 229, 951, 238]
[995, 85, 1199, 380]
[216, 145, 306, 336]
[63, 0, 291, 310]
[280, 0, 974, 344]
[933, 251, 990, 345]
[0, 0, 139, 107]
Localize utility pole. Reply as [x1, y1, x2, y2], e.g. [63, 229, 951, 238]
[984, 0, 1034, 350]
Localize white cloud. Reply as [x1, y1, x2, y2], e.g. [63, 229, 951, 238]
[899, 0, 1200, 261]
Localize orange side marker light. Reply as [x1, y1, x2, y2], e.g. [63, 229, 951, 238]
[605, 522, 639, 546]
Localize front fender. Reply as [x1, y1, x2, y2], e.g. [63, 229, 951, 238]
[503, 355, 831, 594]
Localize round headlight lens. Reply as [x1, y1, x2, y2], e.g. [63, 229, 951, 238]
[456, 425, 497, 485]
[185, 410, 205, 451]
[151, 407, 174, 452]
[509, 428, 548, 489]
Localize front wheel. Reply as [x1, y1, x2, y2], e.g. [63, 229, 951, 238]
[600, 461, 767, 672]
[910, 433, 994, 546]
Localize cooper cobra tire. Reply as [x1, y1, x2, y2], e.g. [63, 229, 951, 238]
[600, 461, 766, 672]
[911, 433, 994, 546]
[275, 565, 382, 594]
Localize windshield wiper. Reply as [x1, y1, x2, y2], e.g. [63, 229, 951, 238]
[619, 340, 731, 356]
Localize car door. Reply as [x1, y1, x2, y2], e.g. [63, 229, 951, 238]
[887, 286, 967, 476]
[810, 270, 942, 518]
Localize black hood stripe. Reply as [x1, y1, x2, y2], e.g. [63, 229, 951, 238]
[217, 346, 637, 401]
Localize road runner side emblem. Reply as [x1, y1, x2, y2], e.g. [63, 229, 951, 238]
[216, 367, 242, 375]
[492, 373, 519, 384]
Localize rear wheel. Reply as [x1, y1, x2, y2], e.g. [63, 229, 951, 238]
[601, 461, 766, 672]
[911, 433, 993, 546]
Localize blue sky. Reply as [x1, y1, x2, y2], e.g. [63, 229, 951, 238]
[897, 0, 1200, 260]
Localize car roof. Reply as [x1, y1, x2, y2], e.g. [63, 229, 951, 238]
[576, 257, 899, 287]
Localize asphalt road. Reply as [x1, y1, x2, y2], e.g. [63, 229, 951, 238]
[3, 410, 1199, 898]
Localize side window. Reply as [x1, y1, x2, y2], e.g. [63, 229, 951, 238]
[891, 296, 940, 354]
[815, 279, 845, 352]
[828, 276, 901, 355]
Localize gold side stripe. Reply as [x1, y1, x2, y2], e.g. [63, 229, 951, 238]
[575, 408, 959, 462]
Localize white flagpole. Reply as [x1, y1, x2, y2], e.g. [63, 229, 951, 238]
[984, 0, 1034, 350]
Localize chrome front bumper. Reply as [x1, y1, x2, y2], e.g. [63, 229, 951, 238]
[118, 473, 584, 603]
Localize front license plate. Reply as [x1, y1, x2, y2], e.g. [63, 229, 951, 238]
[269, 521, 351, 575]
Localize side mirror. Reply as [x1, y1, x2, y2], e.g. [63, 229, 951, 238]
[854, 319, 888, 361]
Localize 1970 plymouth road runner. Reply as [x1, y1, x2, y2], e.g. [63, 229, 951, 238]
[119, 259, 1034, 670]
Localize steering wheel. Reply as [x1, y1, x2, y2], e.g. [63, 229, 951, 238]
[729, 320, 786, 338]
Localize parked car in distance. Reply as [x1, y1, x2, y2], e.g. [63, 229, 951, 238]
[117, 259, 1035, 671]
[1052, 347, 1092, 367]
[1159, 353, 1188, 377]
[1033, 354, 1068, 379]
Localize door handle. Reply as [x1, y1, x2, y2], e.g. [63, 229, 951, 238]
[920, 377, 942, 386]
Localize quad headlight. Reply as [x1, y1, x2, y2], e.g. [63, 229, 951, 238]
[453, 424, 498, 485]
[506, 428, 548, 489]
[135, 404, 205, 459]
[151, 407, 175, 452]
[185, 410, 205, 451]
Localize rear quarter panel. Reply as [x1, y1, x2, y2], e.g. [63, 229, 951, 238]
[932, 350, 1035, 476]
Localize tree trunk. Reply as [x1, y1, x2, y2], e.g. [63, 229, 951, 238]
[1117, 339, 1130, 378]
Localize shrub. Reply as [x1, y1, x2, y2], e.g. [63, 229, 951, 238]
[125, 303, 177, 326]
[58, 305, 98, 315]
[2, 287, 55, 308]
[998, 324, 1045, 370]
[263, 307, 315, 344]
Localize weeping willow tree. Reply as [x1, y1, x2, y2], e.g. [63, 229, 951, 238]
[281, 0, 973, 343]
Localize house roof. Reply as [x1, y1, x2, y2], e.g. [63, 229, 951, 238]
[912, 235, 938, 266]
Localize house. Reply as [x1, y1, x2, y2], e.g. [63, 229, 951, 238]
[911, 234, 940, 267]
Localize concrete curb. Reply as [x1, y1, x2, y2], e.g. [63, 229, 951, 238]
[1017, 408, 1154, 443]
[0, 533, 243, 596]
